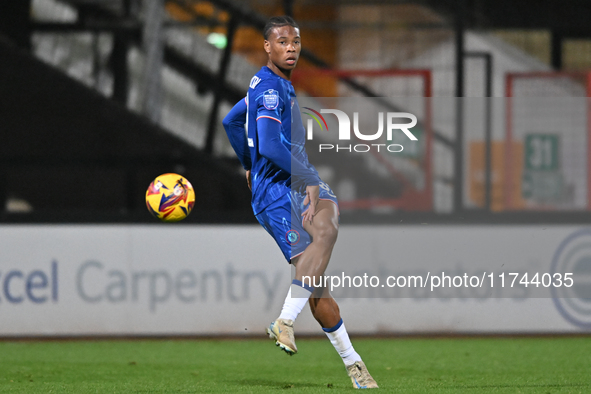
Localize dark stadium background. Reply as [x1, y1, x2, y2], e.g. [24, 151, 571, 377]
[1, 2, 590, 392]
[3, 0, 591, 225]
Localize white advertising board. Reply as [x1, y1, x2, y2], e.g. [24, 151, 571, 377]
[0, 225, 589, 336]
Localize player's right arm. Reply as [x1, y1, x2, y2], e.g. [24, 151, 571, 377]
[222, 97, 252, 171]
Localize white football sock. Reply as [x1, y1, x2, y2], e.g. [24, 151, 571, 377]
[278, 280, 313, 322]
[323, 319, 362, 366]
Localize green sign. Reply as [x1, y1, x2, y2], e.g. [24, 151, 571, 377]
[522, 171, 564, 201]
[524, 134, 559, 171]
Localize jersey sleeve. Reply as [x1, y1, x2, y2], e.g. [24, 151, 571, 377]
[252, 78, 284, 125]
[257, 121, 320, 190]
[253, 78, 320, 188]
[222, 97, 251, 170]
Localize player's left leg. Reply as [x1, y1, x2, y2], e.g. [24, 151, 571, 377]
[295, 199, 339, 282]
[294, 201, 377, 388]
[309, 287, 379, 389]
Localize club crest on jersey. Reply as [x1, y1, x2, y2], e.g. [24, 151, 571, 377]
[285, 229, 300, 245]
[263, 89, 279, 110]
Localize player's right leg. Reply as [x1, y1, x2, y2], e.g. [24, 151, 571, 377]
[266, 278, 315, 355]
[255, 195, 314, 355]
[266, 199, 339, 354]
[266, 314, 297, 355]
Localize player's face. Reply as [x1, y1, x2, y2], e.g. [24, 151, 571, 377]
[264, 25, 301, 78]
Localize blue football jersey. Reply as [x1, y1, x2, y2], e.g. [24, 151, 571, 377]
[246, 66, 319, 215]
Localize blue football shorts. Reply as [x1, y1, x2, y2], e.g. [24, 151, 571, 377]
[255, 181, 339, 262]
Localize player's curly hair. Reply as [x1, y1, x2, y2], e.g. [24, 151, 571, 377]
[263, 16, 299, 40]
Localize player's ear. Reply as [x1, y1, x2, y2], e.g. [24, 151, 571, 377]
[264, 40, 270, 54]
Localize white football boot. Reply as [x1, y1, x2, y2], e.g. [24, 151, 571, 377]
[266, 318, 297, 355]
[346, 361, 379, 389]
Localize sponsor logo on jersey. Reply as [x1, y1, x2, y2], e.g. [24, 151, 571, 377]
[263, 89, 280, 110]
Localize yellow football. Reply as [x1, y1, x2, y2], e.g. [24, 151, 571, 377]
[145, 173, 195, 222]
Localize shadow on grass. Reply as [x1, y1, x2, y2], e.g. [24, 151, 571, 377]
[234, 379, 323, 389]
[447, 383, 590, 390]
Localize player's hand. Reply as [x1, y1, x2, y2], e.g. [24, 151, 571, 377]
[302, 185, 319, 223]
[246, 170, 252, 191]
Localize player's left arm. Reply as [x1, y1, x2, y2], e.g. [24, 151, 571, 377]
[257, 117, 320, 222]
[257, 118, 320, 186]
[301, 184, 319, 223]
[254, 82, 319, 186]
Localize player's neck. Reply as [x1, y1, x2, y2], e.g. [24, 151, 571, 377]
[266, 61, 292, 81]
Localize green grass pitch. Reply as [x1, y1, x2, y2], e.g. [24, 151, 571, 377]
[0, 336, 589, 393]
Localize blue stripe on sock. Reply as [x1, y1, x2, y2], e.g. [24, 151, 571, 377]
[292, 279, 314, 293]
[322, 318, 343, 333]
